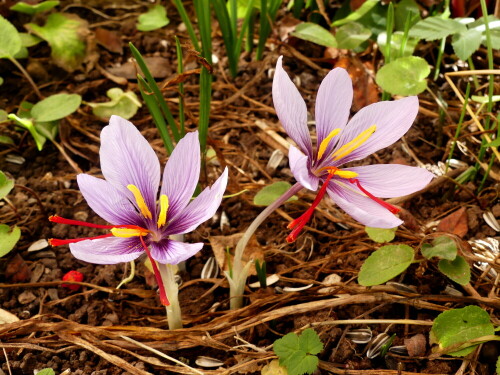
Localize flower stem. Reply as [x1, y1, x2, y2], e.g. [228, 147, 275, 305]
[229, 182, 303, 309]
[157, 263, 183, 330]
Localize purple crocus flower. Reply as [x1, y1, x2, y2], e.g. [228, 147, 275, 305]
[272, 57, 434, 242]
[50, 116, 228, 305]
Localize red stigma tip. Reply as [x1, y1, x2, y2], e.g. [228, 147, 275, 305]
[349, 179, 400, 214]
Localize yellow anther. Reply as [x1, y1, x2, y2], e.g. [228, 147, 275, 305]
[111, 227, 150, 238]
[316, 166, 359, 178]
[331, 125, 377, 161]
[317, 128, 341, 160]
[157, 194, 169, 228]
[127, 184, 152, 219]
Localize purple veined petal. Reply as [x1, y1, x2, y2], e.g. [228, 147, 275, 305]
[347, 164, 435, 198]
[273, 56, 313, 158]
[77, 174, 143, 226]
[315, 68, 353, 159]
[331, 96, 419, 165]
[327, 180, 403, 228]
[289, 145, 319, 191]
[166, 168, 228, 235]
[149, 240, 203, 265]
[160, 131, 200, 219]
[69, 237, 143, 265]
[99, 116, 161, 215]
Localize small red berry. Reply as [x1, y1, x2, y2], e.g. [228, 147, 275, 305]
[62, 270, 84, 291]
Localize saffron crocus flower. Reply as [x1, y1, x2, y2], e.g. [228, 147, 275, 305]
[272, 57, 434, 242]
[49, 116, 228, 305]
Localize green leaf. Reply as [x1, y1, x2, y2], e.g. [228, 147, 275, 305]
[496, 355, 500, 375]
[438, 256, 471, 285]
[10, 1, 59, 15]
[0, 109, 7, 122]
[471, 95, 500, 104]
[336, 22, 371, 49]
[274, 328, 323, 375]
[8, 114, 47, 150]
[253, 181, 298, 206]
[485, 137, 500, 148]
[34, 369, 56, 375]
[375, 56, 430, 96]
[0, 135, 14, 145]
[137, 5, 170, 32]
[394, 0, 421, 31]
[0, 171, 15, 200]
[31, 93, 81, 122]
[19, 33, 42, 47]
[421, 236, 457, 260]
[0, 225, 21, 258]
[377, 31, 418, 58]
[26, 13, 88, 72]
[452, 29, 482, 60]
[431, 306, 494, 356]
[87, 88, 141, 120]
[332, 0, 379, 27]
[0, 15, 22, 58]
[291, 22, 337, 48]
[486, 29, 500, 49]
[358, 244, 414, 286]
[365, 226, 397, 243]
[409, 16, 467, 41]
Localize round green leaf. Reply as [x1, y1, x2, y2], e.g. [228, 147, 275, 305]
[291, 22, 337, 48]
[358, 244, 414, 286]
[31, 93, 81, 122]
[431, 306, 494, 357]
[137, 5, 170, 32]
[376, 56, 430, 96]
[0, 171, 15, 200]
[253, 181, 298, 206]
[0, 15, 22, 58]
[421, 236, 457, 260]
[87, 88, 141, 120]
[365, 226, 397, 243]
[336, 22, 371, 50]
[0, 224, 21, 258]
[438, 255, 471, 285]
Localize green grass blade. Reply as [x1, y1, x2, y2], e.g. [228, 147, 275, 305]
[235, 0, 255, 63]
[446, 83, 470, 173]
[175, 36, 185, 136]
[256, 0, 268, 60]
[245, 9, 256, 52]
[293, 0, 304, 18]
[172, 0, 200, 51]
[212, 0, 237, 77]
[137, 75, 174, 154]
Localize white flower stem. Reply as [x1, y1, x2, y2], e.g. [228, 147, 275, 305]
[229, 182, 303, 309]
[157, 262, 183, 330]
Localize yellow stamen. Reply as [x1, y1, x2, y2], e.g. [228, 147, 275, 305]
[317, 128, 341, 160]
[127, 184, 152, 219]
[111, 227, 150, 238]
[157, 194, 169, 228]
[331, 125, 376, 161]
[316, 167, 359, 178]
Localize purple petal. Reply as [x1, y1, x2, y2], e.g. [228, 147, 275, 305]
[150, 240, 203, 264]
[327, 181, 402, 228]
[289, 145, 319, 191]
[99, 116, 160, 215]
[347, 164, 435, 198]
[332, 96, 419, 165]
[315, 68, 352, 158]
[273, 56, 313, 157]
[160, 131, 200, 218]
[166, 168, 228, 234]
[77, 174, 142, 226]
[69, 237, 143, 265]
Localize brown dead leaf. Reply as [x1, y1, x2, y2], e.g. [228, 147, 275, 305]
[209, 233, 264, 276]
[5, 254, 31, 282]
[108, 57, 172, 79]
[95, 28, 123, 54]
[437, 207, 468, 238]
[404, 333, 426, 357]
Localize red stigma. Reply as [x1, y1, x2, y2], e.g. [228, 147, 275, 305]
[348, 179, 400, 214]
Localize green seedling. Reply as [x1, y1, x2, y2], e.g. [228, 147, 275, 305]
[254, 259, 267, 288]
[86, 88, 141, 120]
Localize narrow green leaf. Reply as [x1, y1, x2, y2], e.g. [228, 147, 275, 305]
[87, 88, 141, 120]
[409, 16, 467, 41]
[0, 171, 15, 200]
[438, 255, 471, 285]
[0, 225, 21, 258]
[0, 15, 22, 58]
[10, 1, 59, 15]
[358, 244, 414, 286]
[421, 236, 457, 260]
[376, 56, 430, 96]
[253, 181, 297, 206]
[365, 226, 397, 243]
[291, 22, 337, 47]
[336, 22, 371, 49]
[137, 5, 170, 32]
[431, 306, 494, 356]
[331, 0, 378, 27]
[31, 93, 81, 122]
[452, 28, 482, 60]
[394, 0, 420, 31]
[26, 13, 87, 72]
